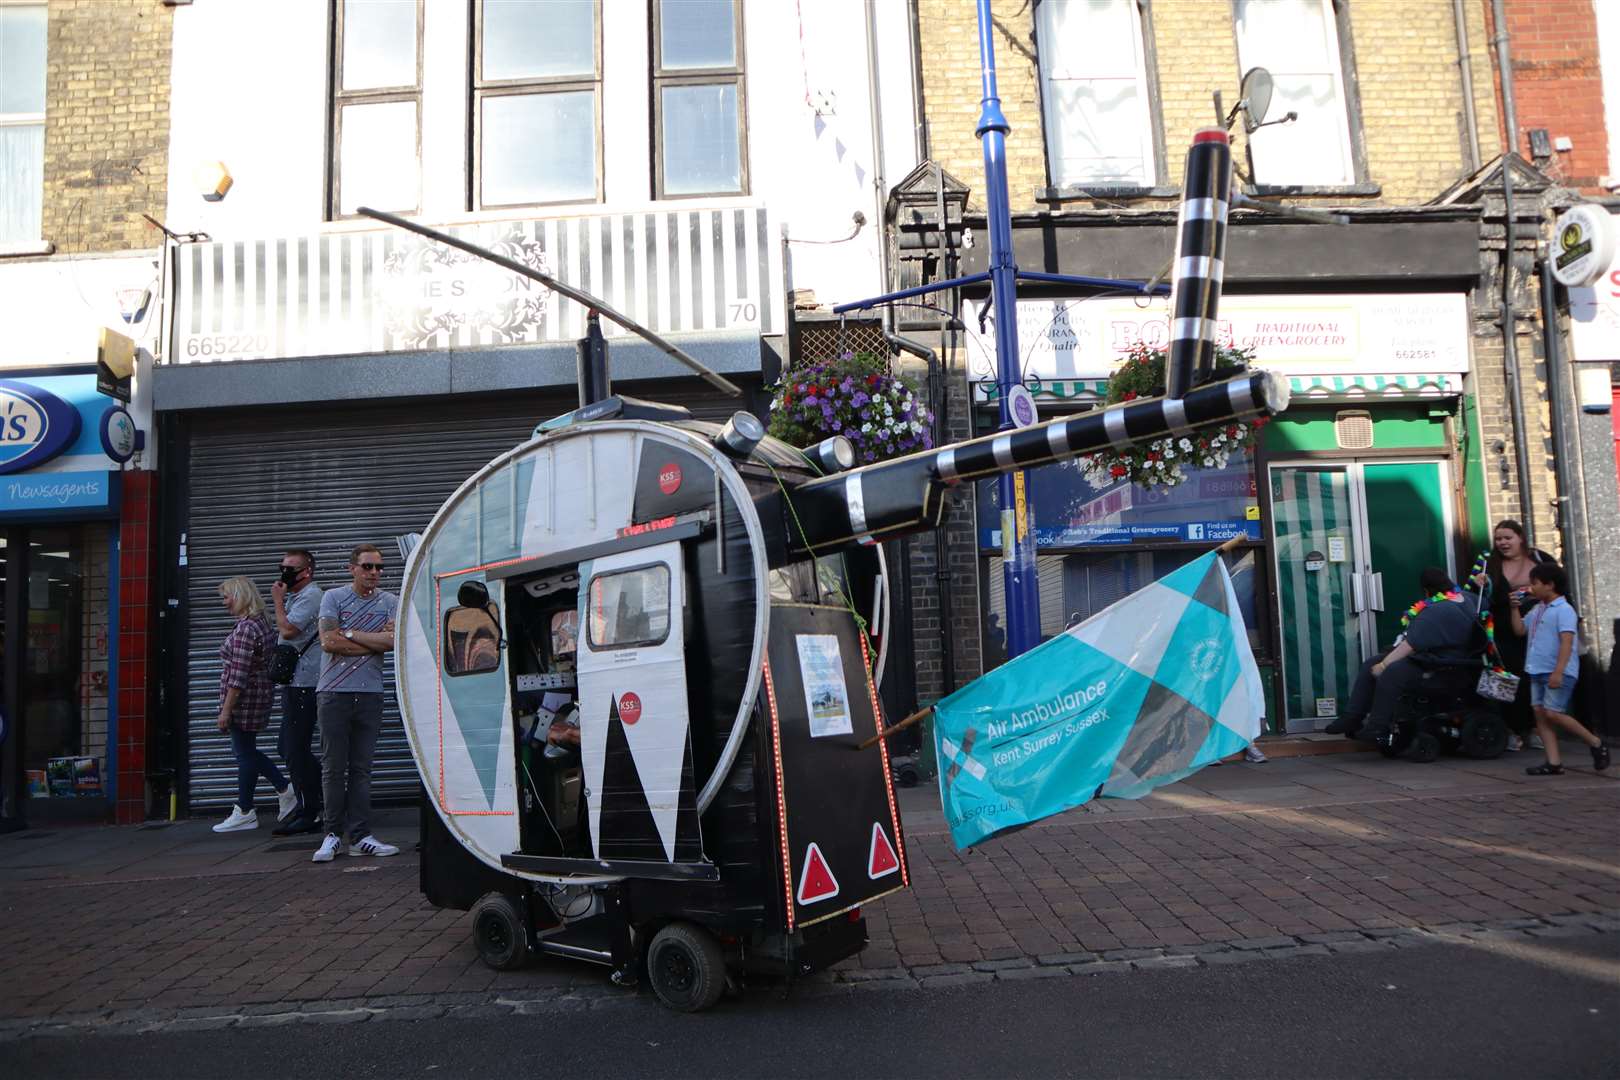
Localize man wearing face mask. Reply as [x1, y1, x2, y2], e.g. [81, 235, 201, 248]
[270, 549, 324, 835]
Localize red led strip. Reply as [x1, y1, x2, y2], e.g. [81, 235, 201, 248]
[858, 638, 908, 887]
[761, 659, 797, 932]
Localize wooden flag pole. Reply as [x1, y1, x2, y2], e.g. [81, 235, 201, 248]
[1215, 533, 1247, 555]
[856, 706, 933, 751]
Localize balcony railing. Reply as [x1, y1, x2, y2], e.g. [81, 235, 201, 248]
[167, 202, 781, 365]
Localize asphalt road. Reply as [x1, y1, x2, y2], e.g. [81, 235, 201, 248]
[5, 934, 1616, 1079]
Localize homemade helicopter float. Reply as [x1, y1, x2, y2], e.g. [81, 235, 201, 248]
[372, 120, 1298, 1012]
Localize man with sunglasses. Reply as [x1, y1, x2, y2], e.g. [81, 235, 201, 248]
[270, 548, 323, 835]
[312, 544, 400, 862]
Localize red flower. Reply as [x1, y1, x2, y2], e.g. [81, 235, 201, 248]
[1123, 391, 1138, 401]
[867, 374, 880, 386]
[1110, 465, 1127, 477]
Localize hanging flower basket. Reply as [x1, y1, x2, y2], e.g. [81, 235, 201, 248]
[767, 351, 934, 465]
[1080, 343, 1268, 490]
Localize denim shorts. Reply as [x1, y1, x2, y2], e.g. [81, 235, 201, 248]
[1529, 673, 1576, 713]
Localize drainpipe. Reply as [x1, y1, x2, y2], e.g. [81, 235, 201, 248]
[1452, 0, 1481, 172]
[884, 328, 957, 698]
[1537, 257, 1594, 623]
[865, 0, 891, 329]
[1491, 0, 1536, 544]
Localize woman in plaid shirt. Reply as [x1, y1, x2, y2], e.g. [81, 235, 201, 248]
[212, 577, 297, 833]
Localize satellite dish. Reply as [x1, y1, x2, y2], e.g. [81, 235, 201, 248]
[1238, 68, 1274, 132]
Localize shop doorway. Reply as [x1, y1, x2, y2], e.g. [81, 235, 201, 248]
[1267, 460, 1454, 733]
[0, 526, 92, 826]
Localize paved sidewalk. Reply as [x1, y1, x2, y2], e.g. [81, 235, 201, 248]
[1, 747, 1615, 1035]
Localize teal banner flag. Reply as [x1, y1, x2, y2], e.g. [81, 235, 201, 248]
[934, 552, 1264, 849]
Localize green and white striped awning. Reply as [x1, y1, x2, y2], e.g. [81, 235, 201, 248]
[1287, 373, 1459, 399]
[973, 373, 1462, 407]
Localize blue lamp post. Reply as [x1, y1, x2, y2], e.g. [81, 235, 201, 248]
[974, 0, 1040, 656]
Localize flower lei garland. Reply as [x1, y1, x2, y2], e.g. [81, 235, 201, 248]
[1400, 590, 1463, 628]
[1079, 343, 1266, 490]
[767, 351, 934, 465]
[1402, 588, 1504, 668]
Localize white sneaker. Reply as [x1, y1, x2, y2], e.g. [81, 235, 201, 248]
[312, 833, 342, 863]
[348, 835, 399, 857]
[1506, 734, 1525, 752]
[1243, 745, 1268, 764]
[1529, 734, 1546, 749]
[212, 806, 257, 833]
[277, 787, 299, 822]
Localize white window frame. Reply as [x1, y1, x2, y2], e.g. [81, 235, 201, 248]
[1034, 0, 1158, 190]
[0, 0, 47, 246]
[471, 0, 604, 209]
[1233, 0, 1357, 188]
[329, 0, 424, 220]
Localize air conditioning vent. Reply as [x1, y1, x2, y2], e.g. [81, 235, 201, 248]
[1334, 409, 1374, 449]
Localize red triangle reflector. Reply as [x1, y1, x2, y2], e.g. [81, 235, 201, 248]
[796, 842, 840, 905]
[868, 822, 899, 880]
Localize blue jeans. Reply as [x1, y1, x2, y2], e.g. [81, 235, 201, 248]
[229, 726, 288, 813]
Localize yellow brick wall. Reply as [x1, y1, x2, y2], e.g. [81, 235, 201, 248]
[39, 0, 173, 254]
[917, 0, 1504, 210]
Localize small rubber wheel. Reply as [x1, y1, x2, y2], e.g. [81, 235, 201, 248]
[1379, 725, 1412, 759]
[1408, 731, 1440, 764]
[471, 892, 528, 971]
[646, 921, 726, 1012]
[1459, 712, 1508, 759]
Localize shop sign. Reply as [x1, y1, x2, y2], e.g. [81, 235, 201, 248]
[963, 293, 1469, 383]
[1569, 210, 1620, 362]
[0, 381, 83, 475]
[976, 453, 1260, 549]
[1549, 206, 1616, 289]
[0, 470, 113, 513]
[99, 406, 138, 464]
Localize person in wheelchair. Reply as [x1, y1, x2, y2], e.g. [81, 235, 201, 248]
[1325, 568, 1480, 742]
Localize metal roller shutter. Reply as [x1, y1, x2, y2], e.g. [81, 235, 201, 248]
[182, 381, 758, 811]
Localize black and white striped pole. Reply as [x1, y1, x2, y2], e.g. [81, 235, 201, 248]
[1165, 128, 1233, 400]
[781, 368, 1289, 557]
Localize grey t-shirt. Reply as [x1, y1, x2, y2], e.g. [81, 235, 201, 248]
[316, 585, 399, 694]
[1404, 597, 1477, 659]
[281, 583, 324, 688]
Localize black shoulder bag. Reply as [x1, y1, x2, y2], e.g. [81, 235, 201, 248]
[269, 631, 319, 685]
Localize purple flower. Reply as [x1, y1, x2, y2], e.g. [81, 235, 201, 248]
[851, 391, 869, 408]
[803, 394, 818, 406]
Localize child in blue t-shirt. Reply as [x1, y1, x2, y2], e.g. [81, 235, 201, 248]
[1510, 564, 1609, 775]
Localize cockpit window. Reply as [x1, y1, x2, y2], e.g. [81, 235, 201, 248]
[586, 564, 670, 650]
[444, 604, 502, 676]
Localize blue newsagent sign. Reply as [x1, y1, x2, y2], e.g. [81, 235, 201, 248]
[0, 375, 125, 517]
[976, 452, 1260, 548]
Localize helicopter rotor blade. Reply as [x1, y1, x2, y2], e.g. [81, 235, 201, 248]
[357, 207, 743, 398]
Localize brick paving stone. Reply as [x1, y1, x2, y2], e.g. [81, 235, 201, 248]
[1198, 950, 1270, 966]
[994, 966, 1073, 981]
[1326, 939, 1397, 955]
[917, 972, 994, 989]
[1230, 935, 1296, 951]
[909, 963, 973, 978]
[1036, 951, 1097, 967]
[1131, 955, 1199, 971]
[971, 958, 1034, 972]
[1070, 961, 1131, 976]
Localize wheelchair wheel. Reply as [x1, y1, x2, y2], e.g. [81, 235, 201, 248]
[1379, 723, 1413, 759]
[1407, 731, 1440, 764]
[1459, 711, 1508, 759]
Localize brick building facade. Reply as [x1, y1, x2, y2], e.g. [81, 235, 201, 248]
[0, 0, 171, 825]
[885, 0, 1613, 742]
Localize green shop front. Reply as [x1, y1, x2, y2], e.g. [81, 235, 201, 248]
[966, 292, 1489, 734]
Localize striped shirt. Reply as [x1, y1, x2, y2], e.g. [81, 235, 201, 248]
[316, 585, 398, 694]
[220, 614, 276, 731]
